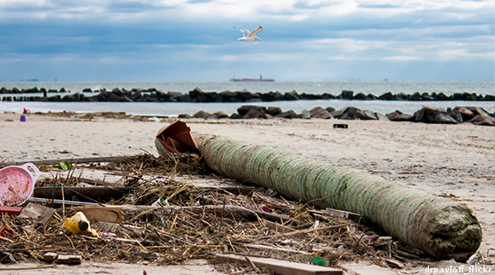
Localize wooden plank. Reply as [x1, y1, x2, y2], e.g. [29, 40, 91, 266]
[0, 156, 125, 168]
[242, 243, 319, 255]
[215, 253, 343, 275]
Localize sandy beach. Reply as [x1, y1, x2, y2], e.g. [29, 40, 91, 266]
[0, 111, 494, 275]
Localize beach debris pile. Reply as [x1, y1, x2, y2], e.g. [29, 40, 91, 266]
[0, 153, 418, 273]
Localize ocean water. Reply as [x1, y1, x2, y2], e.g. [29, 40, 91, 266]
[0, 81, 493, 116]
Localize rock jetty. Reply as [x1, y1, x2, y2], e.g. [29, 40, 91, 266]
[178, 105, 495, 126]
[1, 86, 493, 102]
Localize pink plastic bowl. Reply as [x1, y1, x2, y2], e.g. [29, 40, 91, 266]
[0, 163, 39, 206]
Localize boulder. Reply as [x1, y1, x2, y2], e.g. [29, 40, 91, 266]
[237, 105, 267, 116]
[300, 93, 322, 100]
[220, 90, 242, 102]
[467, 115, 495, 126]
[131, 90, 142, 101]
[436, 92, 450, 100]
[189, 87, 209, 102]
[376, 112, 390, 121]
[301, 109, 311, 119]
[340, 90, 354, 100]
[329, 109, 343, 119]
[341, 106, 363, 120]
[321, 93, 336, 99]
[454, 107, 475, 121]
[166, 91, 182, 102]
[193, 110, 215, 119]
[260, 91, 284, 101]
[325, 107, 336, 113]
[309, 107, 332, 119]
[485, 94, 495, 101]
[243, 108, 266, 119]
[353, 92, 368, 100]
[407, 92, 422, 101]
[276, 110, 299, 119]
[213, 111, 229, 119]
[107, 93, 123, 102]
[421, 93, 434, 100]
[22, 87, 39, 93]
[387, 111, 414, 121]
[378, 92, 397, 100]
[267, 106, 282, 116]
[178, 113, 192, 119]
[230, 113, 243, 119]
[367, 93, 378, 100]
[447, 108, 463, 123]
[413, 106, 457, 124]
[362, 110, 378, 120]
[111, 88, 124, 97]
[284, 90, 300, 101]
[466, 107, 495, 126]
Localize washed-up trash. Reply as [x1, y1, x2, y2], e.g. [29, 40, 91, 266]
[57, 161, 72, 170]
[0, 206, 24, 216]
[151, 197, 168, 207]
[155, 120, 199, 154]
[18, 202, 56, 226]
[333, 123, 348, 129]
[55, 254, 82, 265]
[0, 225, 15, 238]
[0, 163, 39, 206]
[64, 211, 99, 237]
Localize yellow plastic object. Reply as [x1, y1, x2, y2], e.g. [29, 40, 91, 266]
[64, 212, 99, 237]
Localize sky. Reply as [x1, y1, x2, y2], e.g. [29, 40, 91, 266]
[0, 0, 494, 82]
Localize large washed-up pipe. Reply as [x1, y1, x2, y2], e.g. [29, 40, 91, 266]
[155, 124, 481, 261]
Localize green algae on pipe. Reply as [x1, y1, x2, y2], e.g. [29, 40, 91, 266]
[185, 133, 482, 261]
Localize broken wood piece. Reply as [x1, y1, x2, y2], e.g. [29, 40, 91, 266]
[1, 156, 126, 168]
[73, 205, 123, 223]
[18, 203, 56, 226]
[39, 252, 58, 262]
[28, 197, 98, 206]
[54, 255, 82, 265]
[215, 253, 343, 275]
[384, 258, 405, 269]
[33, 186, 136, 202]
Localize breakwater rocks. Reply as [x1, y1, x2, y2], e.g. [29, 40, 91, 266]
[180, 105, 495, 126]
[1, 86, 494, 102]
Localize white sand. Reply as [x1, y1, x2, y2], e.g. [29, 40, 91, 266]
[1, 112, 494, 274]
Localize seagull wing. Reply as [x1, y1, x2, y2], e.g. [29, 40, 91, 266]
[234, 26, 250, 37]
[248, 25, 263, 37]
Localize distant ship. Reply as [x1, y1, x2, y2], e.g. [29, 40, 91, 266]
[229, 74, 274, 82]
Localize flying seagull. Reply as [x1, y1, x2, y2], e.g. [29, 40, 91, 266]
[234, 25, 263, 41]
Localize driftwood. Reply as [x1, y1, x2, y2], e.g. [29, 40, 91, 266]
[215, 253, 343, 275]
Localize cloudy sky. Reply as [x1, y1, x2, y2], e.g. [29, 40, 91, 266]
[0, 0, 493, 82]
